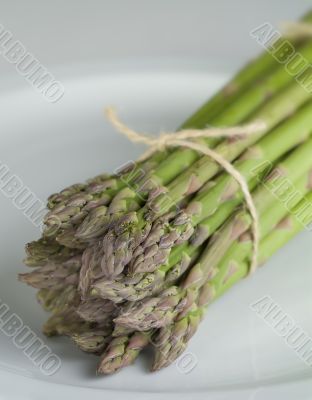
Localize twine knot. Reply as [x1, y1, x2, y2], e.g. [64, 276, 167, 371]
[105, 106, 268, 274]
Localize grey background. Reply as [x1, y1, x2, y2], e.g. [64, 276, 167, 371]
[0, 0, 311, 87]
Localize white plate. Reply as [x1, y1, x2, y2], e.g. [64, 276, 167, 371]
[0, 67, 312, 400]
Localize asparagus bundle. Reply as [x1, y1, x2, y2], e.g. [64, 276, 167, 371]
[19, 11, 312, 375]
[90, 104, 312, 303]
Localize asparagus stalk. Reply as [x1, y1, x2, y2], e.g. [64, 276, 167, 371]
[24, 238, 79, 267]
[181, 8, 312, 127]
[76, 298, 117, 323]
[71, 328, 113, 354]
[42, 307, 93, 337]
[97, 332, 150, 374]
[37, 285, 80, 313]
[19, 254, 81, 290]
[47, 173, 115, 209]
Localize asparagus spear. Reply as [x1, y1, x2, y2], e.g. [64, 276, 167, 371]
[19, 254, 81, 290]
[181, 9, 312, 127]
[37, 285, 80, 313]
[24, 238, 79, 267]
[42, 307, 93, 337]
[47, 173, 115, 209]
[71, 328, 113, 354]
[76, 297, 117, 323]
[97, 332, 150, 375]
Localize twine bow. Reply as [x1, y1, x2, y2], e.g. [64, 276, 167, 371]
[105, 107, 267, 275]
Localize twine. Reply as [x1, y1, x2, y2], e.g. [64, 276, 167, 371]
[102, 18, 310, 274]
[105, 107, 267, 274]
[281, 21, 312, 39]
